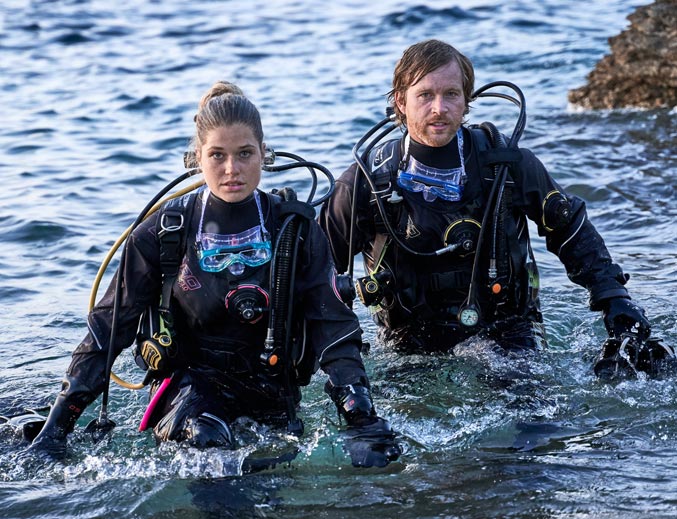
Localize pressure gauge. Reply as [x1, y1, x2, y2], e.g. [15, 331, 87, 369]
[458, 305, 480, 327]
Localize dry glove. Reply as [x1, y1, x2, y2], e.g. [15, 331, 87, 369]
[602, 297, 650, 338]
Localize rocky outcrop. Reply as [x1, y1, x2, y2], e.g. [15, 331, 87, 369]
[568, 0, 677, 109]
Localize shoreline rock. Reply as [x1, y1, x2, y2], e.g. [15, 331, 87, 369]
[568, 0, 677, 109]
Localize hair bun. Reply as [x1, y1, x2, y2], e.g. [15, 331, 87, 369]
[198, 81, 245, 110]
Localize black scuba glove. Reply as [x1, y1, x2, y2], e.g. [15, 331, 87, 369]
[327, 382, 402, 468]
[602, 297, 651, 338]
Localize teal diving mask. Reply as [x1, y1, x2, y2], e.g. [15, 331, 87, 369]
[196, 189, 271, 275]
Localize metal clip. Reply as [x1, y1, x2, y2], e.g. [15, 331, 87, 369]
[160, 212, 184, 233]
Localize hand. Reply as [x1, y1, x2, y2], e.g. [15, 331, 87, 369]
[343, 417, 402, 468]
[602, 297, 651, 338]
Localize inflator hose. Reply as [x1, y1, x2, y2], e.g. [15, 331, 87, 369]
[265, 191, 305, 435]
[94, 176, 204, 391]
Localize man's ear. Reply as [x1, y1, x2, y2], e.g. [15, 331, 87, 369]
[394, 91, 406, 114]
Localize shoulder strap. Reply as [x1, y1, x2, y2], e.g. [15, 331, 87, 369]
[365, 138, 404, 232]
[156, 191, 199, 317]
[267, 188, 315, 247]
[362, 139, 403, 272]
[469, 125, 522, 169]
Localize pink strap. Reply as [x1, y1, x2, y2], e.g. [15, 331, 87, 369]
[138, 377, 172, 431]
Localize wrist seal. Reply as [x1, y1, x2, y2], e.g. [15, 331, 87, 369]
[329, 383, 376, 425]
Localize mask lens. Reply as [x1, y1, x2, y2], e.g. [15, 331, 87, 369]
[238, 244, 271, 264]
[430, 182, 463, 201]
[198, 240, 271, 273]
[397, 172, 425, 193]
[398, 159, 465, 202]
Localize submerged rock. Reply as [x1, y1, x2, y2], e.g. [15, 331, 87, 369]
[568, 0, 677, 109]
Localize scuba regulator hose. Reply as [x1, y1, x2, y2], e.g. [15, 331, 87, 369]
[262, 192, 306, 435]
[459, 81, 526, 326]
[259, 152, 334, 435]
[88, 167, 203, 435]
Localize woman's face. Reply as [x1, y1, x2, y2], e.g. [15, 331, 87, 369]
[196, 124, 264, 203]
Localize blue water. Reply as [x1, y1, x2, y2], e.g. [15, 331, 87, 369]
[1, 0, 676, 517]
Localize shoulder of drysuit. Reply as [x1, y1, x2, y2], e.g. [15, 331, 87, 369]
[127, 188, 204, 259]
[504, 143, 568, 207]
[126, 207, 164, 263]
[465, 125, 562, 196]
[266, 190, 316, 222]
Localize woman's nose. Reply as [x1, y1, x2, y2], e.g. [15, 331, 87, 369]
[224, 156, 238, 175]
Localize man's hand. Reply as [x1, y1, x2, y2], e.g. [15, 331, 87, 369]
[602, 297, 651, 338]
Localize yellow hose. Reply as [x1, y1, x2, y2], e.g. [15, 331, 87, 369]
[90, 179, 205, 390]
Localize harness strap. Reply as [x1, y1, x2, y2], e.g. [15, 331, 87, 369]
[480, 148, 522, 167]
[156, 193, 197, 318]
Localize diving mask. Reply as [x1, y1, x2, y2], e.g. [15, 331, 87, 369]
[197, 231, 272, 275]
[196, 189, 271, 275]
[397, 129, 466, 202]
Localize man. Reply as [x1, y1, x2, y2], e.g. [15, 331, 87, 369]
[319, 39, 650, 353]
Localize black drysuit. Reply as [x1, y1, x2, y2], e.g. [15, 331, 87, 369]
[34, 188, 370, 447]
[319, 125, 630, 351]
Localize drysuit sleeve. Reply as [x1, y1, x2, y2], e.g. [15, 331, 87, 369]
[510, 148, 629, 309]
[319, 163, 372, 275]
[57, 216, 162, 411]
[296, 219, 370, 387]
[31, 215, 163, 454]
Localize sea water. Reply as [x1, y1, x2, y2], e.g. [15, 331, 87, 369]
[1, 1, 676, 517]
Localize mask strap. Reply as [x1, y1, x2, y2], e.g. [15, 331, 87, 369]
[398, 133, 411, 173]
[197, 189, 268, 245]
[253, 190, 269, 239]
[399, 128, 465, 175]
[456, 128, 465, 173]
[196, 187, 210, 241]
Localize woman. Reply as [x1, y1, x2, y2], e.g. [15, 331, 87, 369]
[30, 81, 400, 468]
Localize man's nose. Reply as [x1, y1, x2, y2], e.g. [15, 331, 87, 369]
[431, 95, 448, 114]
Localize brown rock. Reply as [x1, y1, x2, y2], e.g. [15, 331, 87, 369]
[568, 0, 677, 109]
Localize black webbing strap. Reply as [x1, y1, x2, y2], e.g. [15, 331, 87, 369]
[156, 201, 188, 317]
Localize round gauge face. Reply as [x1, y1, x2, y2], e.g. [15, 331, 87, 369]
[459, 307, 479, 327]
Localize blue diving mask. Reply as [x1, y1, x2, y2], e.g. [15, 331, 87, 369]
[397, 129, 466, 203]
[195, 189, 272, 275]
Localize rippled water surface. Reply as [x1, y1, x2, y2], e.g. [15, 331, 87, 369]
[1, 1, 676, 518]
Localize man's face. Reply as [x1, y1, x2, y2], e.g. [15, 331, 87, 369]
[395, 60, 467, 147]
